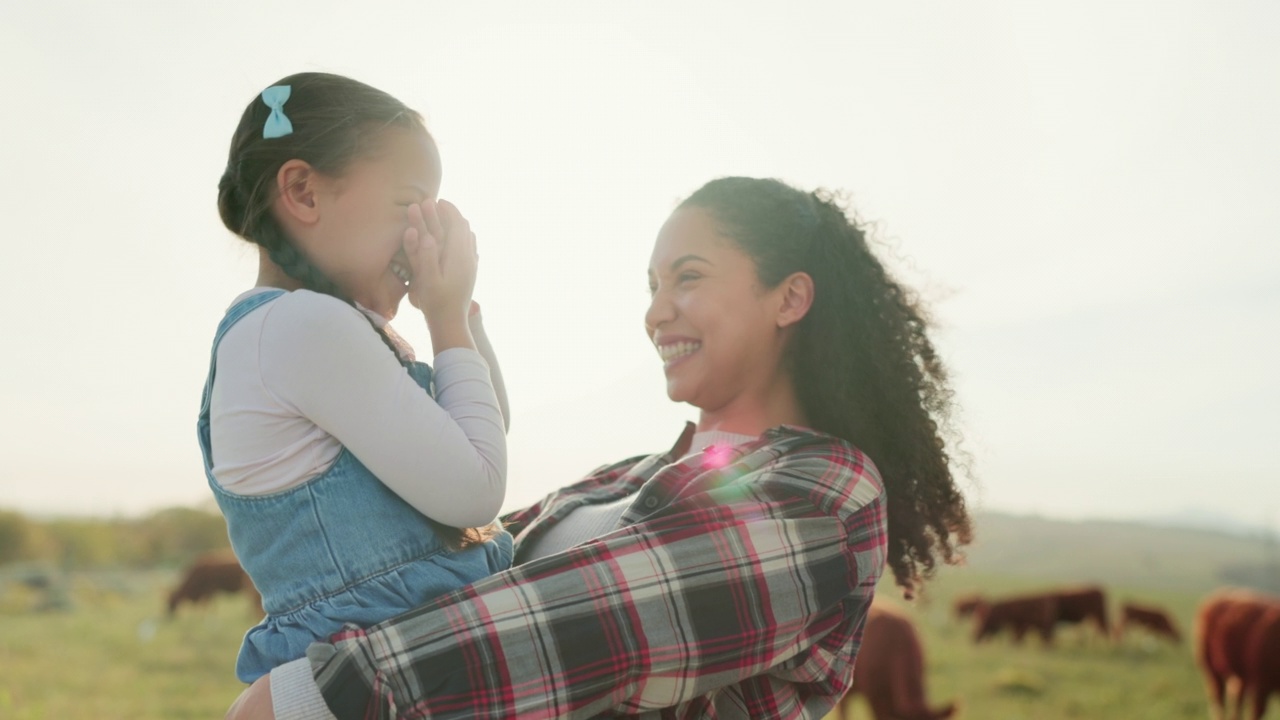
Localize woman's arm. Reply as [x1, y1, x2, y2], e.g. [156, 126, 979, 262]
[271, 438, 887, 719]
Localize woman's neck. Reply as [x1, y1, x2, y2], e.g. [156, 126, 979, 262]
[696, 374, 810, 436]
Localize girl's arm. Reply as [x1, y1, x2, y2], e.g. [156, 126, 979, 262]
[259, 291, 506, 528]
[272, 439, 888, 719]
[467, 306, 510, 432]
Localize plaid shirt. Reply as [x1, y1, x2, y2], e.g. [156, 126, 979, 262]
[308, 424, 887, 719]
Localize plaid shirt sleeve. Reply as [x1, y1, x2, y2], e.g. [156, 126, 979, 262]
[307, 433, 887, 719]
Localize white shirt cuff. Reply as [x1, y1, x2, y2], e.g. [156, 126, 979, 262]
[269, 658, 337, 720]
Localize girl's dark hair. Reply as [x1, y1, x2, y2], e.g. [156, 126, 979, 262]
[679, 177, 972, 597]
[218, 72, 488, 549]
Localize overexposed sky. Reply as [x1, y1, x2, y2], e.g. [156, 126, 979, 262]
[1, 1, 1276, 529]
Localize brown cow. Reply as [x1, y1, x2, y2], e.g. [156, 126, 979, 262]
[833, 603, 957, 720]
[1195, 589, 1280, 720]
[972, 586, 1109, 645]
[167, 551, 261, 617]
[972, 594, 1058, 644]
[952, 594, 983, 621]
[1243, 604, 1280, 720]
[1115, 601, 1181, 643]
[1050, 586, 1109, 637]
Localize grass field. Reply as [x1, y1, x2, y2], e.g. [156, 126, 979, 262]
[0, 571, 248, 719]
[825, 572, 1215, 720]
[1, 512, 1271, 719]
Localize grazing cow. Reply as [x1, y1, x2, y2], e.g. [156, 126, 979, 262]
[167, 551, 261, 617]
[1195, 589, 1280, 720]
[834, 603, 957, 720]
[1115, 601, 1181, 643]
[952, 594, 983, 621]
[972, 594, 1059, 644]
[971, 586, 1109, 645]
[1244, 604, 1280, 720]
[1050, 586, 1109, 637]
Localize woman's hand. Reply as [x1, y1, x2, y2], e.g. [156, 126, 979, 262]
[225, 674, 274, 720]
[403, 199, 478, 352]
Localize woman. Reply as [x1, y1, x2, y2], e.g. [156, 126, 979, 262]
[230, 176, 971, 719]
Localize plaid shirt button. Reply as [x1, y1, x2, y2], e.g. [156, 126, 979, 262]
[643, 496, 659, 509]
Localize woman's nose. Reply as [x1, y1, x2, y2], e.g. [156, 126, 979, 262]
[644, 287, 675, 336]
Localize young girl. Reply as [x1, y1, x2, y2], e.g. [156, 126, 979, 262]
[196, 72, 512, 683]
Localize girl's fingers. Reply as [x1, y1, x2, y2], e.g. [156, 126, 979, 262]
[408, 197, 476, 319]
[436, 199, 469, 238]
[404, 227, 439, 279]
[407, 201, 441, 244]
[405, 226, 438, 312]
[420, 200, 445, 242]
[402, 227, 422, 302]
[436, 199, 456, 225]
[407, 202, 425, 237]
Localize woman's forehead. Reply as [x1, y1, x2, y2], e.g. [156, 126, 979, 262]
[650, 208, 737, 269]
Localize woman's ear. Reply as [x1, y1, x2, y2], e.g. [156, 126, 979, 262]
[274, 159, 321, 225]
[776, 271, 815, 328]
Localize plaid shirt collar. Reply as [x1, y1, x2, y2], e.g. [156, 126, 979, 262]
[509, 422, 838, 564]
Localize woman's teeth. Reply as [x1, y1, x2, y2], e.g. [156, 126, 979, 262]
[659, 341, 701, 362]
[390, 261, 412, 284]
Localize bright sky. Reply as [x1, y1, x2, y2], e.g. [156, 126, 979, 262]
[1, 1, 1276, 531]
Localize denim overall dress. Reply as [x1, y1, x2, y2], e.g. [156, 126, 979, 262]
[196, 290, 513, 682]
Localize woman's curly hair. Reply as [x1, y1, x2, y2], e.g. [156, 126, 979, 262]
[680, 177, 972, 597]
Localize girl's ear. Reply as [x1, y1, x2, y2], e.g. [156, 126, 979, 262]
[776, 271, 815, 328]
[275, 159, 321, 225]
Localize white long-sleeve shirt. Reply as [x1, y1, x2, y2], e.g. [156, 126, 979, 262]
[208, 288, 509, 529]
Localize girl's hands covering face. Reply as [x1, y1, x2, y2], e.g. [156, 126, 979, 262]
[403, 199, 478, 323]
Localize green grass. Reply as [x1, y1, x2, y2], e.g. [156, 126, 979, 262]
[0, 572, 250, 719]
[826, 570, 1217, 720]
[0, 569, 1227, 720]
[3, 510, 1274, 719]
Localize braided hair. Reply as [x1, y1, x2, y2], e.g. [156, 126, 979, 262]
[217, 72, 488, 548]
[679, 177, 972, 597]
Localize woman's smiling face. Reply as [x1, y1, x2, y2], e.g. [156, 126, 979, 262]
[645, 207, 793, 413]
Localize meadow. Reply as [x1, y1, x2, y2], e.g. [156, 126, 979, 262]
[0, 571, 247, 719]
[0, 512, 1273, 719]
[827, 572, 1212, 720]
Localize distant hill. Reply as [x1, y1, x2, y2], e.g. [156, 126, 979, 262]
[945, 511, 1280, 593]
[1138, 507, 1273, 537]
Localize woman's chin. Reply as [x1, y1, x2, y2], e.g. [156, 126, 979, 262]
[664, 380, 695, 406]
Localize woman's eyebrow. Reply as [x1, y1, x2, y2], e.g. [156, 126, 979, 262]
[649, 254, 712, 278]
[669, 254, 711, 271]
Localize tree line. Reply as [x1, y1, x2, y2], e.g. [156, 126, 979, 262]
[0, 506, 230, 570]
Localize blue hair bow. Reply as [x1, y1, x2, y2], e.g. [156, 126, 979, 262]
[261, 85, 293, 139]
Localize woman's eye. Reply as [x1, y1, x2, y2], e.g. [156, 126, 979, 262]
[678, 273, 701, 284]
